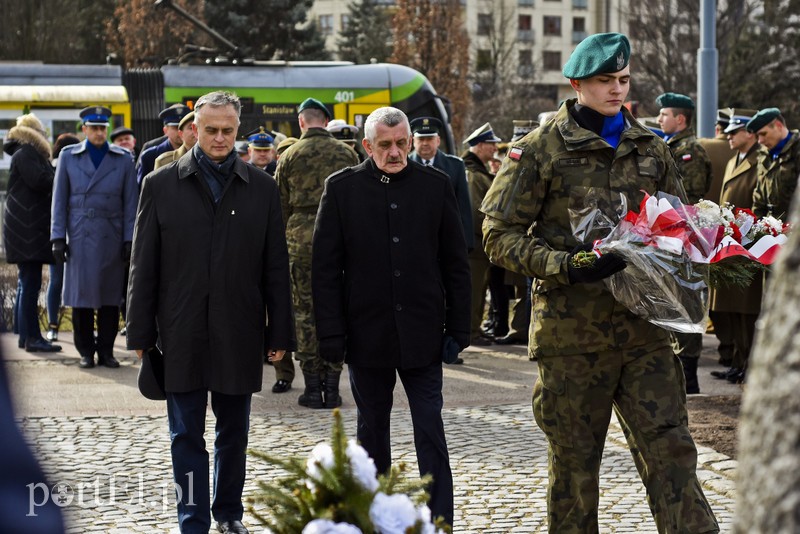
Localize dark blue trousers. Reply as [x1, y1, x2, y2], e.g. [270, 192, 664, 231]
[166, 390, 251, 534]
[349, 362, 454, 525]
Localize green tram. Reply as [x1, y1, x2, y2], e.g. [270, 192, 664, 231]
[0, 61, 454, 180]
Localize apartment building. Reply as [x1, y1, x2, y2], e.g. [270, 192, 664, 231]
[310, 0, 628, 100]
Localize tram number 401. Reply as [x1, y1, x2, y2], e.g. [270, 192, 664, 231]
[334, 91, 356, 103]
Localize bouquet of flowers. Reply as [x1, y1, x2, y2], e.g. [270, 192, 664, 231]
[247, 409, 449, 534]
[569, 189, 789, 334]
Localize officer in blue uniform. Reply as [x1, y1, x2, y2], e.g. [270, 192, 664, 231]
[246, 127, 278, 175]
[136, 104, 191, 185]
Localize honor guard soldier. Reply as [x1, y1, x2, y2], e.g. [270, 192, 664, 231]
[747, 107, 800, 221]
[246, 127, 277, 175]
[481, 33, 719, 533]
[51, 106, 138, 369]
[136, 103, 191, 185]
[462, 122, 502, 346]
[274, 97, 359, 408]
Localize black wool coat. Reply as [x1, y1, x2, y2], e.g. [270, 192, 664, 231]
[126, 151, 296, 395]
[312, 158, 471, 369]
[2, 128, 55, 265]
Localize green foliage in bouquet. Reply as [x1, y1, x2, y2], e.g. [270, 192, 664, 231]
[246, 409, 450, 534]
[704, 257, 766, 289]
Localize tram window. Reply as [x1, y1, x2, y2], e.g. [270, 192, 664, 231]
[53, 120, 79, 137]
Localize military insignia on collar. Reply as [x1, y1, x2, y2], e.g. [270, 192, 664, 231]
[682, 154, 692, 162]
[509, 147, 524, 161]
[616, 52, 625, 70]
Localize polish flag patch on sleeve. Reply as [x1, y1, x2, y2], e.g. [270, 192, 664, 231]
[509, 147, 524, 161]
[682, 154, 692, 162]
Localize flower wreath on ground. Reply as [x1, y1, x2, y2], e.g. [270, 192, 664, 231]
[569, 188, 789, 334]
[247, 409, 449, 534]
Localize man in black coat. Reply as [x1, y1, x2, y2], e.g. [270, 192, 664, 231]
[126, 91, 296, 534]
[312, 106, 471, 527]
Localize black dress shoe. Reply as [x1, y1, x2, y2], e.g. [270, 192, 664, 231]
[445, 357, 464, 365]
[494, 334, 526, 345]
[217, 519, 249, 534]
[710, 367, 735, 379]
[97, 354, 120, 368]
[470, 335, 494, 347]
[25, 338, 62, 353]
[79, 355, 95, 369]
[726, 369, 746, 384]
[271, 379, 292, 393]
[18, 338, 24, 349]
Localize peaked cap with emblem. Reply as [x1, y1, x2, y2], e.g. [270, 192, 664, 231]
[716, 108, 732, 128]
[80, 106, 112, 126]
[327, 119, 359, 142]
[656, 92, 695, 110]
[246, 127, 274, 149]
[723, 108, 758, 134]
[746, 107, 782, 133]
[178, 111, 195, 130]
[298, 97, 332, 120]
[511, 120, 539, 142]
[562, 32, 630, 80]
[463, 122, 502, 146]
[158, 103, 191, 126]
[410, 116, 443, 137]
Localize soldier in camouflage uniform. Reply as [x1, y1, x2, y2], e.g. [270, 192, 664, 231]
[656, 92, 713, 394]
[747, 107, 800, 221]
[274, 98, 359, 409]
[481, 33, 719, 534]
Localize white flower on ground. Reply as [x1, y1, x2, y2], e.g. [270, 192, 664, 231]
[305, 442, 334, 489]
[302, 519, 363, 534]
[369, 492, 418, 534]
[346, 440, 379, 492]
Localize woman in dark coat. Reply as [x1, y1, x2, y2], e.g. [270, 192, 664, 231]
[2, 114, 61, 352]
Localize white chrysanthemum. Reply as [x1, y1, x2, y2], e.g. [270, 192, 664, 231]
[369, 492, 417, 534]
[305, 442, 334, 489]
[762, 215, 784, 234]
[346, 440, 379, 492]
[693, 200, 725, 228]
[302, 519, 363, 534]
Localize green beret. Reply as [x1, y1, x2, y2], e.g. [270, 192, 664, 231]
[298, 97, 331, 120]
[746, 107, 781, 133]
[562, 33, 630, 80]
[655, 92, 695, 110]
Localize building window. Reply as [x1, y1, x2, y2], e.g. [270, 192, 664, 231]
[318, 14, 334, 36]
[543, 16, 561, 36]
[518, 14, 533, 41]
[476, 49, 492, 71]
[543, 50, 562, 70]
[518, 49, 534, 76]
[341, 14, 350, 31]
[572, 17, 587, 43]
[478, 13, 493, 36]
[573, 0, 588, 8]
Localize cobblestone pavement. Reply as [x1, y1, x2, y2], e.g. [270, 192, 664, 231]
[6, 334, 737, 533]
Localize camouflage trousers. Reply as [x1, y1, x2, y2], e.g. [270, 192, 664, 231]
[290, 257, 342, 374]
[532, 344, 719, 534]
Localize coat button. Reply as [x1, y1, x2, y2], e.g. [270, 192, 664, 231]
[393, 270, 401, 277]
[390, 203, 398, 209]
[392, 236, 399, 243]
[395, 304, 402, 311]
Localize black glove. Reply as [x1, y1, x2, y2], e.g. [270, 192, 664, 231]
[318, 336, 346, 364]
[441, 335, 462, 364]
[567, 243, 626, 284]
[123, 241, 132, 263]
[52, 239, 68, 264]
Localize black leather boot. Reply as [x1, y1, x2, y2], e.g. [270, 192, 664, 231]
[97, 351, 120, 368]
[680, 356, 700, 394]
[323, 371, 343, 409]
[298, 371, 323, 409]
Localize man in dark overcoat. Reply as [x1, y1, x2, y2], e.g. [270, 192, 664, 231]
[311, 106, 471, 527]
[126, 91, 295, 534]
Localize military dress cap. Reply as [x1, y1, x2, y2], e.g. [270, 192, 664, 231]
[178, 111, 195, 130]
[511, 119, 539, 142]
[716, 108, 732, 127]
[276, 136, 299, 156]
[297, 97, 332, 120]
[327, 119, 359, 142]
[158, 103, 191, 126]
[235, 141, 249, 155]
[723, 108, 758, 134]
[410, 116, 443, 137]
[247, 127, 274, 149]
[463, 122, 502, 146]
[110, 126, 134, 142]
[746, 107, 782, 133]
[562, 32, 630, 80]
[79, 106, 112, 126]
[655, 92, 695, 110]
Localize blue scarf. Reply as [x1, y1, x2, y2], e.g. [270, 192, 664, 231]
[193, 145, 237, 204]
[87, 141, 109, 169]
[770, 132, 793, 160]
[600, 112, 625, 148]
